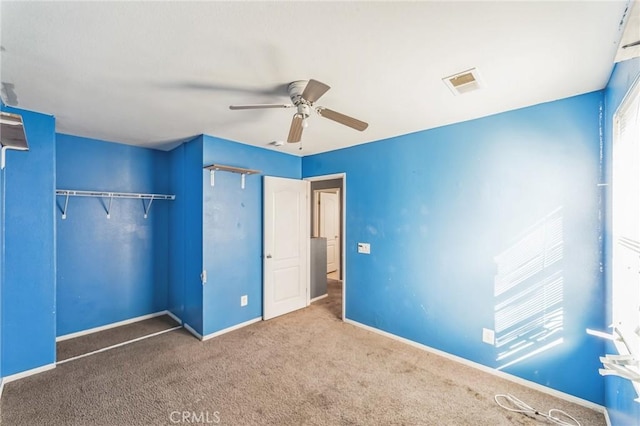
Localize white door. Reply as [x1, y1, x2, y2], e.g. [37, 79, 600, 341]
[319, 192, 340, 274]
[263, 176, 309, 320]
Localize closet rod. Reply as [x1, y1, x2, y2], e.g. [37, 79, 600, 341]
[56, 189, 176, 220]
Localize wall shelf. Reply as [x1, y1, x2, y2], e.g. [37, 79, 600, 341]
[56, 189, 176, 219]
[203, 164, 261, 189]
[1, 111, 29, 170]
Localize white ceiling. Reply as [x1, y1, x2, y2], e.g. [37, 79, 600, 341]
[0, 1, 634, 156]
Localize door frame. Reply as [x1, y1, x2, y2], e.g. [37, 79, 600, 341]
[305, 173, 346, 321]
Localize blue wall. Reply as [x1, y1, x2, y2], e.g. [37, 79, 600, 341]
[168, 143, 186, 322]
[303, 92, 606, 404]
[56, 134, 170, 336]
[603, 57, 640, 425]
[168, 137, 204, 335]
[1, 104, 56, 376]
[201, 136, 300, 336]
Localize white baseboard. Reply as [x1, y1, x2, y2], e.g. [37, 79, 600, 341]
[0, 378, 4, 401]
[56, 310, 169, 342]
[604, 408, 612, 426]
[202, 317, 262, 341]
[183, 323, 203, 340]
[2, 363, 56, 384]
[166, 310, 182, 325]
[310, 294, 328, 303]
[344, 319, 606, 413]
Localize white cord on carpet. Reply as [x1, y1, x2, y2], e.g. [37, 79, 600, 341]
[494, 394, 581, 426]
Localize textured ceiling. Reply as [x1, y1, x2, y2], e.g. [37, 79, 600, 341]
[0, 1, 634, 155]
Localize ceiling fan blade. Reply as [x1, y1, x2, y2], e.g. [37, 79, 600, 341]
[301, 79, 331, 103]
[287, 114, 304, 143]
[316, 107, 369, 131]
[229, 104, 293, 110]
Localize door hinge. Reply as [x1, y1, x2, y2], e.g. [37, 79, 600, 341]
[201, 270, 207, 285]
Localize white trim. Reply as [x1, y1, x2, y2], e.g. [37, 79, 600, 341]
[57, 325, 182, 365]
[304, 173, 346, 182]
[306, 180, 311, 307]
[0, 378, 4, 400]
[165, 310, 182, 325]
[2, 363, 56, 384]
[183, 323, 203, 340]
[345, 319, 606, 413]
[201, 317, 262, 341]
[342, 175, 346, 321]
[56, 310, 169, 342]
[304, 172, 346, 321]
[310, 294, 328, 303]
[604, 408, 612, 426]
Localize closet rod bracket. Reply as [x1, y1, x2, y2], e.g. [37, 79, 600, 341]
[143, 195, 155, 219]
[61, 193, 70, 219]
[106, 194, 113, 219]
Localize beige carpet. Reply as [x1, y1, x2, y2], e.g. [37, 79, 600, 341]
[2, 280, 604, 425]
[57, 315, 180, 361]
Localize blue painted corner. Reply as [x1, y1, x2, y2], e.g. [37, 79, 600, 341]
[303, 91, 606, 404]
[201, 136, 300, 336]
[55, 134, 171, 336]
[1, 104, 56, 376]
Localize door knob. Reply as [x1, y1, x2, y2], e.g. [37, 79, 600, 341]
[266, 254, 272, 259]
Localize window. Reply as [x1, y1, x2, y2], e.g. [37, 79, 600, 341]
[610, 75, 640, 392]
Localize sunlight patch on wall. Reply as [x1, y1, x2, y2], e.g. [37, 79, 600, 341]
[493, 207, 564, 370]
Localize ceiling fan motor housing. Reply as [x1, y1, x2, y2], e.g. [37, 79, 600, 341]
[296, 103, 311, 118]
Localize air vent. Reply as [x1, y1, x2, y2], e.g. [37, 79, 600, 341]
[442, 68, 484, 95]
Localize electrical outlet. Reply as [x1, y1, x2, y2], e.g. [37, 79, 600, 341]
[240, 295, 248, 307]
[357, 243, 371, 254]
[482, 328, 495, 345]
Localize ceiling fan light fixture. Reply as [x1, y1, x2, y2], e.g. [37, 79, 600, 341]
[442, 67, 484, 95]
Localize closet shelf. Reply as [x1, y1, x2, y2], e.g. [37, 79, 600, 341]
[204, 164, 260, 175]
[56, 189, 176, 220]
[203, 164, 261, 189]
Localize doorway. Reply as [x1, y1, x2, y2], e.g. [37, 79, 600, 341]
[306, 174, 345, 320]
[314, 189, 341, 279]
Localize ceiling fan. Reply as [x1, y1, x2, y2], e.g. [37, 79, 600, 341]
[229, 79, 368, 143]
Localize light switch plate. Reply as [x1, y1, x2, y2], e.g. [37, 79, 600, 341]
[241, 295, 248, 307]
[482, 328, 495, 345]
[357, 243, 371, 254]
